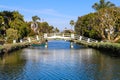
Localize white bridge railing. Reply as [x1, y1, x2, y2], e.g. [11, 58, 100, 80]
[78, 36, 98, 43]
[43, 33, 98, 43]
[44, 33, 75, 40]
[11, 33, 98, 44]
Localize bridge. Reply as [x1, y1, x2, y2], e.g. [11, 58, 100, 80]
[42, 33, 98, 48]
[43, 33, 98, 43]
[44, 33, 75, 40]
[25, 33, 98, 48]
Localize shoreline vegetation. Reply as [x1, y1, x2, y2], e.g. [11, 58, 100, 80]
[74, 40, 120, 57]
[0, 39, 120, 57]
[0, 42, 30, 54]
[0, 40, 46, 55]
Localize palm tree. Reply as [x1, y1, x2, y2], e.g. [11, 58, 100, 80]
[31, 16, 40, 33]
[70, 20, 75, 31]
[92, 0, 115, 11]
[32, 16, 40, 22]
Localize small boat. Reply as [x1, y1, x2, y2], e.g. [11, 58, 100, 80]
[31, 41, 46, 47]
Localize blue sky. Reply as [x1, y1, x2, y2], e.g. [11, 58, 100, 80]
[0, 0, 119, 31]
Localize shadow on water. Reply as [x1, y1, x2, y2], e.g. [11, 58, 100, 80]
[0, 50, 27, 80]
[93, 48, 120, 58]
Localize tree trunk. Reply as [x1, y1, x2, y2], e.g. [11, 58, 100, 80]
[113, 36, 120, 42]
[101, 29, 106, 40]
[107, 33, 111, 41]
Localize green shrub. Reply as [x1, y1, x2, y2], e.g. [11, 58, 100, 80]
[6, 28, 19, 43]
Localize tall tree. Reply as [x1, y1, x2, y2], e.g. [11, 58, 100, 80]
[1, 11, 13, 29]
[0, 16, 5, 37]
[32, 16, 40, 22]
[92, 0, 115, 11]
[0, 16, 4, 24]
[8, 11, 28, 39]
[31, 15, 40, 34]
[91, 7, 120, 42]
[70, 20, 75, 30]
[54, 27, 59, 33]
[75, 7, 120, 42]
[75, 13, 100, 39]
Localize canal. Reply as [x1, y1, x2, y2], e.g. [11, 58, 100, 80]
[0, 40, 120, 80]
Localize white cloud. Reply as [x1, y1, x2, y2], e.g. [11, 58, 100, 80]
[0, 5, 75, 19]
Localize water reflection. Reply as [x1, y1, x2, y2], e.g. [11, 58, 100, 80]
[21, 48, 96, 80]
[0, 50, 26, 80]
[0, 40, 120, 80]
[21, 48, 94, 64]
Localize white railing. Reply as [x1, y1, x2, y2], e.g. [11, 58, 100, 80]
[78, 36, 98, 43]
[44, 33, 98, 43]
[44, 33, 74, 40]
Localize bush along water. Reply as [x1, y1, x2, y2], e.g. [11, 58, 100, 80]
[0, 42, 30, 54]
[87, 42, 120, 56]
[75, 40, 120, 57]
